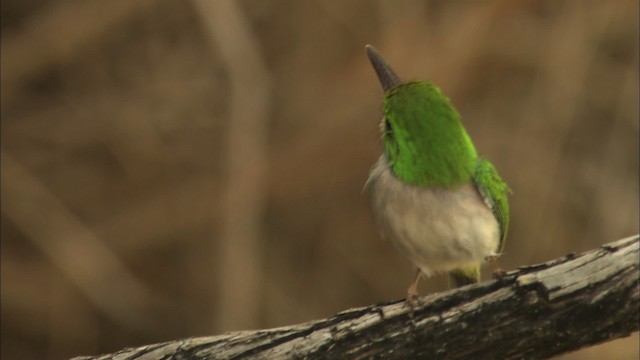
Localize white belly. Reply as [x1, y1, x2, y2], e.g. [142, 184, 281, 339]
[368, 157, 500, 276]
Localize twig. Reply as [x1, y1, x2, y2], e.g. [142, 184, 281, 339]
[72, 235, 639, 359]
[191, 0, 273, 332]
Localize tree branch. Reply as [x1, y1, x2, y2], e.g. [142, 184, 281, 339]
[73, 235, 639, 359]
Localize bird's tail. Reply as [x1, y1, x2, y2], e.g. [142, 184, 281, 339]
[449, 264, 481, 287]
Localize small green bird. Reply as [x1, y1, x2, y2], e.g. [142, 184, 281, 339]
[365, 45, 510, 304]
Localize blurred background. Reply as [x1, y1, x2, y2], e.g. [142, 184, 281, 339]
[1, 0, 638, 359]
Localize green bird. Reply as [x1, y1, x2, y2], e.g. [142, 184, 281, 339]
[365, 45, 510, 304]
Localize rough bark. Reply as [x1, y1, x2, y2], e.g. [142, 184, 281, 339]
[73, 235, 639, 360]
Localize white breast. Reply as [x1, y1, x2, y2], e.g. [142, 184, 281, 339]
[368, 156, 500, 276]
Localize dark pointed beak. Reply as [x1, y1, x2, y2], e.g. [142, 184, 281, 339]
[366, 45, 402, 92]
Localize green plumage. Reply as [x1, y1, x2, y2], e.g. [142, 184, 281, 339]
[365, 45, 511, 297]
[383, 82, 478, 187]
[449, 265, 481, 286]
[382, 81, 510, 254]
[473, 158, 511, 252]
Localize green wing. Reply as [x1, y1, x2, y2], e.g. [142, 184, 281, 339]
[473, 158, 511, 253]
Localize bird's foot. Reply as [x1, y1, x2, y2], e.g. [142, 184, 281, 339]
[404, 286, 420, 309]
[492, 268, 507, 279]
[406, 284, 419, 307]
[486, 255, 506, 279]
[405, 269, 422, 307]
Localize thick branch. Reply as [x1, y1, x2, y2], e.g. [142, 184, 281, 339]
[73, 235, 639, 360]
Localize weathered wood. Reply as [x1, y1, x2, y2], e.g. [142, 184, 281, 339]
[73, 235, 639, 360]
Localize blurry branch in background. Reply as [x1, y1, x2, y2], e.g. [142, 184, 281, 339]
[0, 0, 154, 107]
[191, 0, 273, 332]
[73, 236, 639, 360]
[0, 151, 159, 330]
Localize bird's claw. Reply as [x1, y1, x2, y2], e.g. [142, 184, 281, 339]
[492, 268, 507, 279]
[486, 255, 506, 279]
[405, 285, 419, 307]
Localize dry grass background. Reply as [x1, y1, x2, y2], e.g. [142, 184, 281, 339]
[1, 1, 638, 359]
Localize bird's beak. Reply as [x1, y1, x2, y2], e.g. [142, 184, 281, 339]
[366, 45, 402, 92]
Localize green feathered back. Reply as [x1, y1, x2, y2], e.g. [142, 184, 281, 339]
[382, 81, 478, 187]
[473, 158, 511, 252]
[382, 80, 510, 254]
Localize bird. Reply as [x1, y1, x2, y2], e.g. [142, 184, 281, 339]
[364, 45, 510, 304]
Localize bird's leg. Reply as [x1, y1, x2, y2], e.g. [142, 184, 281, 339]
[406, 268, 422, 306]
[486, 255, 506, 279]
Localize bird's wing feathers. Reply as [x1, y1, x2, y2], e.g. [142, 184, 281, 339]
[473, 158, 511, 253]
